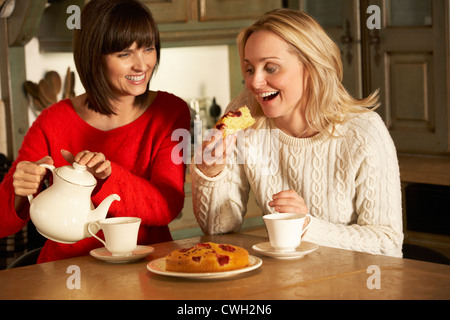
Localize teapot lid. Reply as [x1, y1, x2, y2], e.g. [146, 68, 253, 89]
[55, 162, 97, 186]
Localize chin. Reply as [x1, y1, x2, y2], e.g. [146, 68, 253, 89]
[261, 108, 281, 119]
[128, 88, 148, 97]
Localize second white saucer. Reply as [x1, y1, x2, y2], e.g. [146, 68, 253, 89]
[252, 241, 318, 259]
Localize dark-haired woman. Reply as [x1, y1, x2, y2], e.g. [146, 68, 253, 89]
[0, 0, 190, 263]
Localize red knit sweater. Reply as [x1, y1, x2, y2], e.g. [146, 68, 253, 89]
[0, 91, 191, 263]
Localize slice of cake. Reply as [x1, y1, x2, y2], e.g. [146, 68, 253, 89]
[214, 105, 255, 137]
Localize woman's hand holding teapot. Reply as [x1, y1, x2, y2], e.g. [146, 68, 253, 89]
[13, 156, 54, 198]
[13, 150, 111, 197]
[12, 150, 111, 213]
[12, 156, 54, 214]
[61, 149, 112, 180]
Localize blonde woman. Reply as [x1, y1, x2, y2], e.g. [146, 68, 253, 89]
[191, 9, 403, 257]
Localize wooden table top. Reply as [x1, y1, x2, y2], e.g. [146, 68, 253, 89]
[0, 233, 449, 300]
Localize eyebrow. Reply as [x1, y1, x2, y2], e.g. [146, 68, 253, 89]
[244, 57, 281, 63]
[120, 43, 155, 53]
[121, 48, 136, 52]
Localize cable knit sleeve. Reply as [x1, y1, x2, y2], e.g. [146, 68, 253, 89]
[190, 160, 251, 235]
[303, 112, 404, 257]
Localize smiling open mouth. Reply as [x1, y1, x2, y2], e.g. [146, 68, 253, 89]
[125, 74, 145, 82]
[259, 92, 279, 102]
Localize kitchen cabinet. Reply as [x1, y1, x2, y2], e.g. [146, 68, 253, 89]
[140, 0, 191, 24]
[300, 0, 363, 99]
[38, 0, 283, 51]
[143, 0, 282, 24]
[37, 0, 85, 52]
[301, 0, 450, 155]
[198, 0, 282, 21]
[141, 0, 283, 47]
[362, 0, 449, 155]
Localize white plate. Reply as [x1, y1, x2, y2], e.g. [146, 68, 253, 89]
[252, 241, 318, 259]
[90, 245, 154, 263]
[147, 255, 262, 279]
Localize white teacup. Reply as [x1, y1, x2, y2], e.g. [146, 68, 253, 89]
[263, 213, 311, 252]
[88, 217, 141, 256]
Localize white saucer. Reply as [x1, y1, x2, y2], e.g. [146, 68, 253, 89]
[252, 241, 318, 259]
[90, 245, 154, 263]
[147, 255, 262, 279]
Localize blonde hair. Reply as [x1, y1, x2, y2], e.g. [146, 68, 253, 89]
[230, 8, 379, 134]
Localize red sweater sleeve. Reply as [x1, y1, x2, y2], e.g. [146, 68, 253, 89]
[0, 110, 52, 238]
[0, 174, 28, 237]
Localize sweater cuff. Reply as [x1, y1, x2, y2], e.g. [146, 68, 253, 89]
[189, 162, 228, 186]
[92, 162, 121, 207]
[0, 176, 29, 237]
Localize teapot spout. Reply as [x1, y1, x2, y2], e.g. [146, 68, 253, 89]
[89, 194, 121, 222]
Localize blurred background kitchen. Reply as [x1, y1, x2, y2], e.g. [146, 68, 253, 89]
[1, 0, 449, 268]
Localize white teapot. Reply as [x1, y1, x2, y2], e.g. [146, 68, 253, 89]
[28, 162, 120, 244]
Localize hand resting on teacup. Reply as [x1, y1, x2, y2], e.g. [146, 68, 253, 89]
[268, 189, 309, 235]
[268, 190, 308, 215]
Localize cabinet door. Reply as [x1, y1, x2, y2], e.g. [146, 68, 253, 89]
[199, 0, 282, 22]
[301, 0, 363, 98]
[363, 0, 449, 154]
[142, 0, 192, 24]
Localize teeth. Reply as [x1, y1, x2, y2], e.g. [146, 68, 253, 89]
[126, 74, 145, 81]
[258, 92, 278, 98]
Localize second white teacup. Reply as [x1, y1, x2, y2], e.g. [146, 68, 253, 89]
[88, 217, 141, 257]
[263, 213, 311, 252]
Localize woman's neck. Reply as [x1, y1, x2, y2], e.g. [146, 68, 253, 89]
[71, 91, 156, 131]
[273, 112, 317, 138]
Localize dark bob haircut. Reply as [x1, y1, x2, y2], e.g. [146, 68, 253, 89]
[73, 0, 160, 115]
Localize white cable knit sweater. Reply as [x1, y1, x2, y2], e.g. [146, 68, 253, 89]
[190, 111, 403, 257]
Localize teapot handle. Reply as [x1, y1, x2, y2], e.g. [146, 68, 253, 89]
[27, 164, 55, 203]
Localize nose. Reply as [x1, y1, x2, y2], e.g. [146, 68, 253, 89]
[247, 70, 266, 90]
[132, 52, 146, 72]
